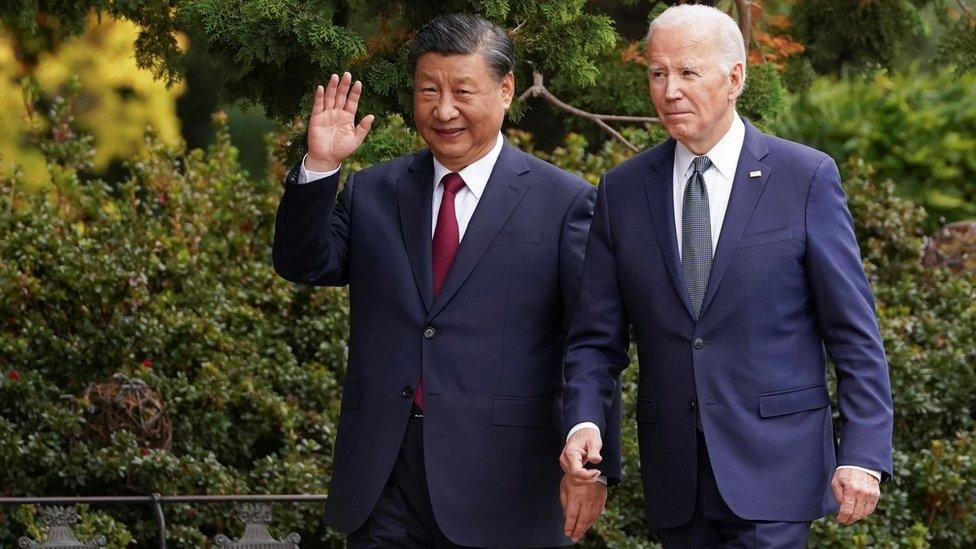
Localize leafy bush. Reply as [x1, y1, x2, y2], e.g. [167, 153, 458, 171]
[1, 88, 973, 548]
[773, 68, 976, 226]
[1, 99, 348, 546]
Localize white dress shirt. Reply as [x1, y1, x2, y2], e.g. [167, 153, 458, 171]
[570, 113, 880, 482]
[299, 133, 505, 244]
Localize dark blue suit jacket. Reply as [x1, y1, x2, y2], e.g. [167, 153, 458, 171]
[563, 119, 893, 528]
[273, 143, 621, 547]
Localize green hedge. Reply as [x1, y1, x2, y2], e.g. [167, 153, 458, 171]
[1, 94, 974, 547]
[772, 68, 976, 226]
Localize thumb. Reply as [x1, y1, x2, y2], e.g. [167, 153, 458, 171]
[356, 114, 375, 141]
[585, 436, 603, 465]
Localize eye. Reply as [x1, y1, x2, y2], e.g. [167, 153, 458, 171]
[456, 89, 472, 95]
[682, 70, 698, 78]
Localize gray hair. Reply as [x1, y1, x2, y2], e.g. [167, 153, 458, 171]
[409, 14, 515, 80]
[646, 4, 747, 94]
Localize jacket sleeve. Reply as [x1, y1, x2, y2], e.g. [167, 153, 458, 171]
[562, 176, 632, 448]
[805, 156, 894, 480]
[558, 182, 623, 485]
[272, 162, 354, 286]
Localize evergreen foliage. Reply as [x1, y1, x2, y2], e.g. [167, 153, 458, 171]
[2, 85, 974, 546]
[772, 67, 976, 225]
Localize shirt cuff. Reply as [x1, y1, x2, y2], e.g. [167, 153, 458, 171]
[836, 465, 882, 482]
[567, 422, 600, 441]
[298, 154, 340, 184]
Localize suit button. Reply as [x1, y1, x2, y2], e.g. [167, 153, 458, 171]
[423, 326, 436, 339]
[401, 386, 414, 398]
[688, 401, 697, 412]
[693, 338, 705, 349]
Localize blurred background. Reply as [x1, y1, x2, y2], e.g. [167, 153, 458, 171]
[1, 1, 974, 547]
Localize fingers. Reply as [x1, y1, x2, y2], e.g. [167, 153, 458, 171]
[833, 469, 881, 525]
[572, 500, 599, 541]
[324, 73, 339, 110]
[586, 437, 603, 465]
[356, 114, 375, 142]
[831, 474, 844, 505]
[836, 486, 856, 525]
[312, 85, 325, 115]
[335, 72, 352, 113]
[345, 79, 363, 114]
[561, 478, 607, 543]
[563, 498, 581, 540]
[560, 431, 604, 485]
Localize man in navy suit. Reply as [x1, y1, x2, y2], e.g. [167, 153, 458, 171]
[559, 5, 893, 547]
[273, 14, 619, 548]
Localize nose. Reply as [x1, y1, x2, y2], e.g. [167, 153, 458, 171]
[664, 75, 682, 101]
[435, 95, 459, 122]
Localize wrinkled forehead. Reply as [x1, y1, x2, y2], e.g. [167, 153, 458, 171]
[645, 26, 719, 66]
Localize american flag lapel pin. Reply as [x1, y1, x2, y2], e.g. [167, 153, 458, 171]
[749, 170, 762, 178]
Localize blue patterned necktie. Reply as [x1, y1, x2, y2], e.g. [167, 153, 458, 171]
[681, 155, 713, 319]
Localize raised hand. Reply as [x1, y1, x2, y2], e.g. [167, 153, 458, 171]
[306, 72, 375, 172]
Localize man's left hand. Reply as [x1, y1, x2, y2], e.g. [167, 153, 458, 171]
[560, 473, 607, 543]
[831, 468, 881, 525]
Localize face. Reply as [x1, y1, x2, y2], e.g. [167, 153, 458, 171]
[646, 25, 743, 154]
[413, 52, 514, 172]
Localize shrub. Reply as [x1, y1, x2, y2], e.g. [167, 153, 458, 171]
[1, 88, 973, 547]
[772, 68, 976, 226]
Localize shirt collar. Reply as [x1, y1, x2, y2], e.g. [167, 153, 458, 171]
[431, 132, 504, 199]
[674, 113, 745, 182]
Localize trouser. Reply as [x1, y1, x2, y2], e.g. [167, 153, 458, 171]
[657, 431, 812, 549]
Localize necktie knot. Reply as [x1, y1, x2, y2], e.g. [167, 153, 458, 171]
[692, 155, 712, 176]
[441, 172, 465, 195]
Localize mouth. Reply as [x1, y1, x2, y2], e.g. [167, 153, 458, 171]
[433, 127, 465, 139]
[665, 111, 692, 118]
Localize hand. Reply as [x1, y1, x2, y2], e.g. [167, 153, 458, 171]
[306, 72, 375, 172]
[832, 468, 881, 525]
[560, 474, 607, 543]
[559, 427, 603, 485]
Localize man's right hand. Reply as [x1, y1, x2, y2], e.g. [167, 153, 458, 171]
[306, 72, 375, 172]
[560, 427, 603, 485]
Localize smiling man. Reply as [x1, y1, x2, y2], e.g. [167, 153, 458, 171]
[273, 13, 619, 548]
[560, 4, 893, 548]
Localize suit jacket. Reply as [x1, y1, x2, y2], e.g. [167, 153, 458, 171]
[273, 142, 622, 547]
[563, 118, 893, 529]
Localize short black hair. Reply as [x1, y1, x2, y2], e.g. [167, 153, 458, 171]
[409, 14, 515, 80]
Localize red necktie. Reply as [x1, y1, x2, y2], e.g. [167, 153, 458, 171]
[415, 172, 466, 410]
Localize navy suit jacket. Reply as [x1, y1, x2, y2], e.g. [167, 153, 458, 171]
[273, 142, 622, 547]
[563, 119, 893, 528]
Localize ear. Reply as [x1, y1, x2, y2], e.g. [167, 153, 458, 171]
[728, 62, 745, 100]
[500, 71, 515, 109]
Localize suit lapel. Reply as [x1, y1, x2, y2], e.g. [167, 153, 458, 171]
[700, 119, 771, 316]
[643, 139, 696, 319]
[429, 143, 532, 319]
[397, 150, 435, 313]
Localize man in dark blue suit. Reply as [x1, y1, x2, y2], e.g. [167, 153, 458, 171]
[273, 14, 619, 548]
[560, 5, 893, 547]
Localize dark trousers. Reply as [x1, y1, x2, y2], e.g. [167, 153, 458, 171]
[347, 414, 569, 549]
[347, 415, 467, 548]
[658, 431, 811, 549]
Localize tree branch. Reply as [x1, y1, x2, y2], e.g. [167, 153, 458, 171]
[735, 0, 752, 48]
[957, 0, 973, 18]
[518, 71, 658, 153]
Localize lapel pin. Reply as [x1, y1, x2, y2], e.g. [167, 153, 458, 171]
[749, 170, 762, 178]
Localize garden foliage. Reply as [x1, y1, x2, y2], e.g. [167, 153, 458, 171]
[773, 67, 976, 225]
[1, 81, 974, 546]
